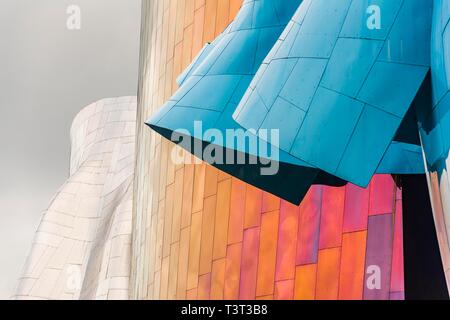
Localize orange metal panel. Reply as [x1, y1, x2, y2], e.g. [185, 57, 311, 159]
[244, 185, 263, 229]
[159, 141, 169, 200]
[224, 242, 242, 299]
[150, 144, 162, 215]
[274, 280, 294, 300]
[181, 24, 194, 70]
[160, 10, 170, 74]
[168, 242, 180, 300]
[157, 75, 166, 107]
[177, 227, 191, 299]
[199, 195, 217, 275]
[338, 231, 367, 300]
[171, 169, 184, 243]
[213, 179, 232, 260]
[210, 258, 226, 300]
[294, 264, 317, 300]
[192, 6, 206, 58]
[192, 163, 206, 213]
[275, 201, 299, 281]
[163, 184, 175, 257]
[184, 0, 195, 26]
[239, 227, 260, 300]
[227, 178, 246, 245]
[203, 0, 218, 43]
[198, 273, 212, 300]
[160, 256, 170, 299]
[316, 248, 341, 300]
[164, 60, 175, 100]
[256, 210, 280, 297]
[175, 0, 186, 44]
[187, 211, 203, 290]
[186, 288, 198, 300]
[181, 163, 195, 228]
[155, 199, 165, 272]
[229, 0, 242, 23]
[204, 165, 218, 197]
[195, 0, 206, 10]
[216, 0, 230, 37]
[218, 170, 231, 181]
[172, 42, 184, 92]
[262, 192, 280, 213]
[166, 0, 178, 60]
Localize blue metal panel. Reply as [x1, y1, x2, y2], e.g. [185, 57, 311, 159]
[321, 38, 384, 97]
[146, 0, 333, 204]
[340, 0, 403, 40]
[177, 43, 215, 86]
[377, 142, 425, 175]
[357, 62, 428, 117]
[234, 0, 432, 187]
[336, 106, 402, 185]
[279, 58, 327, 112]
[291, 87, 365, 174]
[177, 75, 242, 111]
[419, 0, 450, 172]
[260, 97, 306, 151]
[147, 0, 432, 204]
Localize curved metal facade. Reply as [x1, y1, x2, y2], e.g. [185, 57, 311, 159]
[132, 0, 405, 300]
[419, 0, 450, 289]
[233, 0, 430, 188]
[16, 97, 137, 300]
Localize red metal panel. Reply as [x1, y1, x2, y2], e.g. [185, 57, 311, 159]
[369, 175, 395, 216]
[296, 186, 322, 265]
[343, 183, 370, 232]
[275, 201, 300, 281]
[239, 227, 260, 300]
[319, 186, 345, 249]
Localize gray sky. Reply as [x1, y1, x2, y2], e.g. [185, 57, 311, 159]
[0, 0, 141, 298]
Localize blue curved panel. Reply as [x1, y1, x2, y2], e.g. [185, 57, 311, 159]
[146, 0, 337, 204]
[233, 0, 432, 187]
[377, 142, 425, 175]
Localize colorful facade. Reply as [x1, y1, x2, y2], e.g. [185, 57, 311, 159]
[18, 0, 450, 300]
[131, 0, 411, 300]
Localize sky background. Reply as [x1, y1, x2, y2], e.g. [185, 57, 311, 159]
[0, 0, 141, 298]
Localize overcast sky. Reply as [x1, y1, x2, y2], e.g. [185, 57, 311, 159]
[0, 0, 141, 298]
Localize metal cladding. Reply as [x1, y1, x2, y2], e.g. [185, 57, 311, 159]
[233, 0, 431, 188]
[417, 0, 450, 290]
[15, 97, 137, 300]
[146, 0, 429, 205]
[146, 0, 334, 204]
[136, 0, 450, 299]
